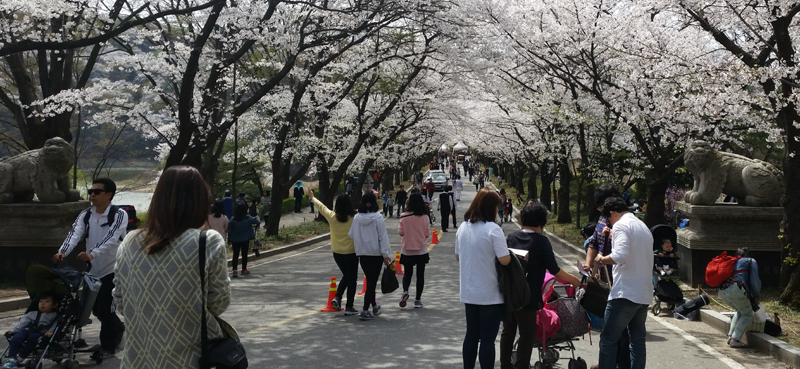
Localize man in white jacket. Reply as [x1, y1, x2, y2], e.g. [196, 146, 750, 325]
[453, 175, 463, 201]
[348, 192, 391, 321]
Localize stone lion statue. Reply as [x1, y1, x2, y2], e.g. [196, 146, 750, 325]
[683, 140, 783, 206]
[0, 137, 81, 204]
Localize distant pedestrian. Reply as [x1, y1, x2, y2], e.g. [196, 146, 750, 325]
[455, 188, 511, 369]
[453, 175, 463, 201]
[260, 191, 271, 227]
[398, 193, 431, 309]
[236, 191, 247, 206]
[386, 194, 395, 218]
[396, 185, 408, 217]
[438, 186, 455, 232]
[221, 189, 233, 219]
[202, 201, 229, 241]
[382, 190, 389, 215]
[228, 203, 260, 277]
[497, 189, 507, 224]
[449, 185, 458, 228]
[294, 182, 304, 213]
[478, 172, 485, 188]
[349, 192, 392, 321]
[310, 191, 359, 316]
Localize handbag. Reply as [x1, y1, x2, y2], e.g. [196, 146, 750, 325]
[579, 262, 612, 318]
[381, 265, 399, 294]
[547, 297, 590, 337]
[198, 231, 248, 369]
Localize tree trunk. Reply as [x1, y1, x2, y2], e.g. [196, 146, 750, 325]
[642, 168, 670, 227]
[557, 158, 572, 224]
[527, 165, 538, 203]
[540, 162, 552, 211]
[779, 107, 800, 306]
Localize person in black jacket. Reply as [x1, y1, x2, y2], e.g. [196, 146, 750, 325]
[499, 202, 580, 369]
[293, 182, 304, 213]
[396, 185, 408, 217]
[438, 186, 454, 232]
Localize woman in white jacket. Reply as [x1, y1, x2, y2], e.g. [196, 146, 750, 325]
[348, 192, 392, 321]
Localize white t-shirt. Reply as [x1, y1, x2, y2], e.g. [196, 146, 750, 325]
[455, 221, 510, 305]
[608, 213, 654, 305]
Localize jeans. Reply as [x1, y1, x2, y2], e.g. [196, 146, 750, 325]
[499, 308, 538, 369]
[402, 260, 426, 300]
[231, 241, 249, 270]
[333, 252, 359, 309]
[599, 298, 647, 369]
[396, 201, 406, 217]
[96, 273, 124, 351]
[359, 256, 384, 311]
[8, 330, 43, 359]
[719, 284, 753, 341]
[463, 303, 504, 369]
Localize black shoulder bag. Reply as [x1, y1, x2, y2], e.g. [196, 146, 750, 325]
[198, 231, 248, 369]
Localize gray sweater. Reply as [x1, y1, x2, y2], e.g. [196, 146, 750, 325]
[11, 311, 58, 334]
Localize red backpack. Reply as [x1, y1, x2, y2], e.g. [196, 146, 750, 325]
[705, 251, 741, 287]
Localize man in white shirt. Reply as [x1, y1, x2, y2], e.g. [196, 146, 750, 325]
[593, 197, 653, 369]
[453, 175, 463, 201]
[54, 178, 127, 358]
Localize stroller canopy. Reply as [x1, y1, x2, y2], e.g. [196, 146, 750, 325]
[25, 265, 84, 299]
[650, 224, 677, 250]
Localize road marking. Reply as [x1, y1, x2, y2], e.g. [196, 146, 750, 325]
[650, 314, 747, 369]
[247, 310, 319, 334]
[252, 244, 329, 267]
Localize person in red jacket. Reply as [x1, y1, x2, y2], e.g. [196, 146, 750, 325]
[424, 178, 436, 201]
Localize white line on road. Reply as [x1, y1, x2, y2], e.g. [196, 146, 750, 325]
[650, 314, 747, 369]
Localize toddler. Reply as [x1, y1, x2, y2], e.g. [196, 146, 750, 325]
[3, 292, 60, 368]
[654, 239, 678, 275]
[386, 194, 395, 218]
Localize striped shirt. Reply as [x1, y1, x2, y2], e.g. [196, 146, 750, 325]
[59, 205, 128, 278]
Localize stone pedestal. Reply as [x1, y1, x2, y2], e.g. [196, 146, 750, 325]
[675, 201, 783, 288]
[0, 201, 89, 279]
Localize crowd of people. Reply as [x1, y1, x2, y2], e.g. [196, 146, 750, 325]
[1, 157, 764, 369]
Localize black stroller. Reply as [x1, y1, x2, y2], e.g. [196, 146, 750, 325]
[1, 263, 103, 369]
[650, 225, 684, 315]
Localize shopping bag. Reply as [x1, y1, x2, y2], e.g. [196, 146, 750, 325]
[381, 265, 399, 294]
[547, 297, 590, 337]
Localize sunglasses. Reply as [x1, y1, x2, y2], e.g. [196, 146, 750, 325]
[87, 189, 108, 195]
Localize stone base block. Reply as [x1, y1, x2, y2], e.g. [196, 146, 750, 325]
[675, 201, 783, 287]
[0, 201, 90, 279]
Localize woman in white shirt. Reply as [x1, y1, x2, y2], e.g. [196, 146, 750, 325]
[455, 188, 511, 369]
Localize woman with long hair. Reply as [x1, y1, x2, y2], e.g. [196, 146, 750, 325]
[228, 203, 260, 277]
[310, 190, 359, 316]
[455, 187, 511, 369]
[113, 165, 234, 369]
[398, 193, 430, 309]
[348, 192, 392, 321]
[202, 201, 228, 241]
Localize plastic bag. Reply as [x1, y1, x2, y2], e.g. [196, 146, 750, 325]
[381, 265, 399, 294]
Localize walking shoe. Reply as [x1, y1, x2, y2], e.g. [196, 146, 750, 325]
[241, 269, 251, 275]
[232, 270, 238, 277]
[727, 337, 732, 345]
[399, 292, 410, 308]
[372, 302, 382, 316]
[75, 338, 89, 349]
[414, 300, 424, 308]
[359, 310, 374, 321]
[99, 350, 116, 359]
[344, 306, 359, 316]
[729, 339, 748, 348]
[331, 296, 342, 311]
[2, 358, 18, 368]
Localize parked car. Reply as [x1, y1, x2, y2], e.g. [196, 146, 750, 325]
[425, 170, 449, 191]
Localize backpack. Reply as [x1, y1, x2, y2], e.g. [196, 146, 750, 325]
[83, 204, 140, 233]
[705, 251, 741, 287]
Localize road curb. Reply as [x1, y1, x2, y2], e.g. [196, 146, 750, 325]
[701, 308, 800, 368]
[0, 233, 332, 314]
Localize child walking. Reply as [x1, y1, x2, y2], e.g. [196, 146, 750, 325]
[386, 194, 395, 218]
[3, 292, 60, 368]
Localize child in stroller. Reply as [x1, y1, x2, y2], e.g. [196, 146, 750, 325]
[3, 292, 60, 368]
[654, 238, 678, 276]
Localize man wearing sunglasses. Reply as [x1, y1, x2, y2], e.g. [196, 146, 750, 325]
[53, 178, 127, 359]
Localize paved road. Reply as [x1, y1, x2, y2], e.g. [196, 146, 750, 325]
[1, 179, 788, 368]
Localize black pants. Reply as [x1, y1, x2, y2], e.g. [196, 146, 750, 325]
[463, 303, 504, 369]
[333, 252, 359, 309]
[232, 241, 249, 270]
[475, 183, 479, 191]
[402, 261, 426, 300]
[440, 208, 451, 230]
[95, 273, 124, 351]
[294, 197, 302, 212]
[427, 191, 434, 201]
[359, 255, 383, 311]
[396, 200, 406, 216]
[499, 308, 538, 369]
[451, 208, 457, 227]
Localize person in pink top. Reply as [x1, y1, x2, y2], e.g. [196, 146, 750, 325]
[398, 193, 431, 308]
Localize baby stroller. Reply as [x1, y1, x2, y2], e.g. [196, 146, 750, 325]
[650, 225, 684, 315]
[1, 263, 103, 369]
[514, 272, 589, 369]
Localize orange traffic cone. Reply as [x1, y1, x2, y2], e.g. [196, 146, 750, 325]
[431, 228, 439, 244]
[395, 251, 404, 275]
[321, 277, 341, 312]
[357, 275, 367, 296]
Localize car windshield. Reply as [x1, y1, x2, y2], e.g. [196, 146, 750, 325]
[433, 175, 446, 181]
